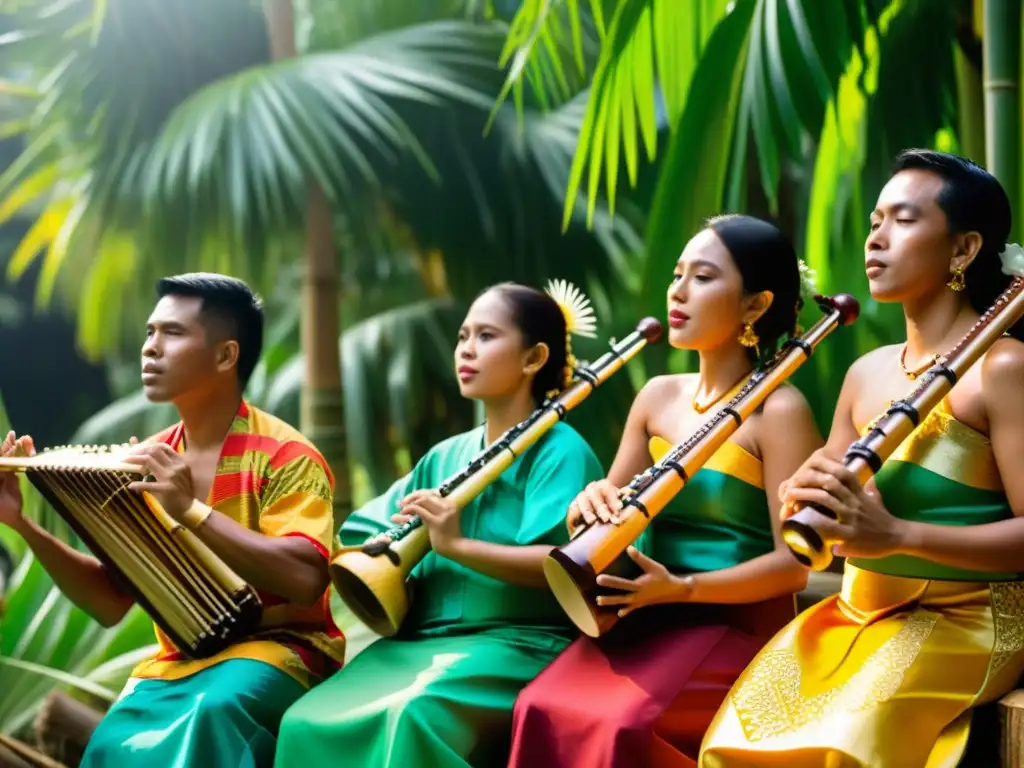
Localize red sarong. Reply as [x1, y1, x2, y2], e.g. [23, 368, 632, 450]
[506, 597, 794, 768]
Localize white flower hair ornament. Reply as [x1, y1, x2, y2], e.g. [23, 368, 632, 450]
[544, 279, 599, 394]
[790, 259, 819, 337]
[545, 279, 598, 338]
[1000, 242, 1024, 278]
[797, 259, 819, 303]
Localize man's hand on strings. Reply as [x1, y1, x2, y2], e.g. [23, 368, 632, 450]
[0, 431, 34, 528]
[124, 442, 195, 519]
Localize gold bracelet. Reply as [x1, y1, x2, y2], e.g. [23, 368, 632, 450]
[182, 501, 213, 531]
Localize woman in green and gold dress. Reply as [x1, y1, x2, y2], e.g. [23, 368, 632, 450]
[507, 214, 825, 768]
[273, 281, 605, 768]
[699, 150, 1024, 767]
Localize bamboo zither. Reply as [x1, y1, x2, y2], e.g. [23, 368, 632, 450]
[0, 445, 261, 657]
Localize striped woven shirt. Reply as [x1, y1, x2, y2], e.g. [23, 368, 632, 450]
[129, 400, 346, 688]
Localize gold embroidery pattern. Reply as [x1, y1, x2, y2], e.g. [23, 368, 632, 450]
[989, 582, 1024, 678]
[731, 611, 939, 742]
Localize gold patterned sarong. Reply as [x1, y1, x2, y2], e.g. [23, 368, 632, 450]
[698, 564, 1024, 767]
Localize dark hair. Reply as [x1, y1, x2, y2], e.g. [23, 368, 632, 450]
[156, 272, 265, 389]
[891, 149, 1020, 340]
[705, 214, 803, 365]
[485, 282, 569, 405]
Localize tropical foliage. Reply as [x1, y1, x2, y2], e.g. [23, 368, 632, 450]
[0, 0, 637, 355]
[0, 0, 646, 496]
[498, 0, 1021, 428]
[0, 0, 1020, 755]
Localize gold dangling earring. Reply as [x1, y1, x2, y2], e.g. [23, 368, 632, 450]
[947, 266, 966, 292]
[738, 322, 759, 349]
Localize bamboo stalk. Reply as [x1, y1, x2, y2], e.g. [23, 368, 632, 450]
[1000, 689, 1024, 767]
[0, 734, 66, 768]
[983, 0, 1022, 241]
[33, 691, 103, 767]
[263, 0, 350, 532]
[954, 26, 986, 162]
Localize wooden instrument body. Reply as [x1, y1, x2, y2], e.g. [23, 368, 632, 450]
[782, 276, 1024, 571]
[545, 294, 861, 638]
[0, 447, 261, 658]
[329, 318, 664, 638]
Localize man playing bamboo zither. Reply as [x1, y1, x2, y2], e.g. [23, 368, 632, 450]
[0, 273, 344, 767]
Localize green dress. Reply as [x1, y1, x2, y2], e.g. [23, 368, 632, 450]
[274, 422, 603, 768]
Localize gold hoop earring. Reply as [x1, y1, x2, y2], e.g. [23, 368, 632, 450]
[947, 266, 966, 292]
[738, 322, 759, 349]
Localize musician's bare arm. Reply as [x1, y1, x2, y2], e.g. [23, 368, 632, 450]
[126, 442, 332, 607]
[9, 517, 134, 625]
[682, 386, 824, 604]
[189, 447, 333, 607]
[0, 433, 132, 626]
[823, 357, 869, 458]
[606, 377, 672, 486]
[186, 512, 329, 606]
[895, 339, 1024, 571]
[774, 353, 875, 510]
[435, 537, 553, 588]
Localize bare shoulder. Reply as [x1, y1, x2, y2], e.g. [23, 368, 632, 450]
[759, 383, 815, 425]
[847, 344, 900, 383]
[634, 373, 691, 411]
[981, 336, 1024, 398]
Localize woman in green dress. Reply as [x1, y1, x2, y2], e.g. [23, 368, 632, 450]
[274, 281, 605, 768]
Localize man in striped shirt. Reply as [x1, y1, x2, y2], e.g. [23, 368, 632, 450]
[1, 273, 344, 767]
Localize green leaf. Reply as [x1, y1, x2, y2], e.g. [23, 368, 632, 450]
[0, 656, 118, 703]
[490, 0, 601, 127]
[560, 0, 733, 228]
[0, 161, 60, 224]
[641, 0, 755, 313]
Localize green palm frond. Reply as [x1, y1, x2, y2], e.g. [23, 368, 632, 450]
[639, 1, 756, 314]
[497, 0, 893, 226]
[0, 11, 507, 359]
[382, 90, 644, 303]
[498, 0, 733, 226]
[0, 656, 117, 703]
[489, 0, 604, 119]
[790, 0, 959, 420]
[0, 555, 156, 735]
[139, 20, 499, 252]
[300, 0, 487, 51]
